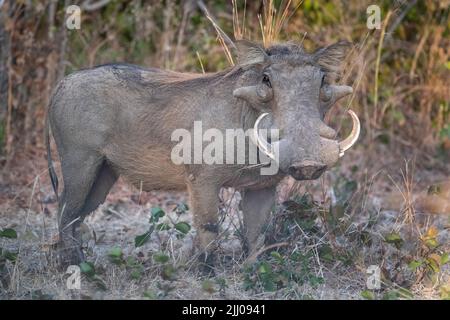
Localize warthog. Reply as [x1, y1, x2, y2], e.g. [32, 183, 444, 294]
[46, 40, 360, 271]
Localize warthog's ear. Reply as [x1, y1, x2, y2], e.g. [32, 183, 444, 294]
[236, 40, 268, 66]
[313, 41, 352, 74]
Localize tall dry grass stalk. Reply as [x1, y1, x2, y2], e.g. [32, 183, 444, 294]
[198, 0, 236, 65]
[372, 10, 392, 130]
[388, 160, 420, 235]
[200, 0, 302, 67]
[257, 0, 301, 48]
[211, 0, 303, 66]
[232, 0, 246, 40]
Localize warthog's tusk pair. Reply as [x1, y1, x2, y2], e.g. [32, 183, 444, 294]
[252, 110, 361, 160]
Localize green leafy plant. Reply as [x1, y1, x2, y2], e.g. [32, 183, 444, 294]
[108, 247, 123, 265]
[408, 227, 450, 286]
[243, 250, 323, 293]
[0, 228, 17, 239]
[134, 204, 192, 248]
[152, 252, 177, 281]
[106, 247, 145, 280]
[126, 256, 145, 280]
[0, 227, 18, 281]
[384, 232, 404, 249]
[79, 262, 107, 290]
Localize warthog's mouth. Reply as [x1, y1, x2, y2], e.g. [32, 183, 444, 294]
[251, 109, 361, 163]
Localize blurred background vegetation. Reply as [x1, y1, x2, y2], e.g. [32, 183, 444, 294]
[0, 0, 449, 170]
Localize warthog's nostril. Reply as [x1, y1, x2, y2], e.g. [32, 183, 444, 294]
[288, 162, 327, 180]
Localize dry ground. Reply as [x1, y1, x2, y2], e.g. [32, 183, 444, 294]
[0, 148, 449, 300]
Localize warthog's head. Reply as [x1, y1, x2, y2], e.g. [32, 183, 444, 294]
[233, 40, 360, 180]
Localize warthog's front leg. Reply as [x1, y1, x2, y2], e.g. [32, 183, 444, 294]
[241, 186, 276, 255]
[186, 180, 220, 275]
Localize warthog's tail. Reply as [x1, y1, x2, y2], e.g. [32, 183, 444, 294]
[45, 111, 59, 202]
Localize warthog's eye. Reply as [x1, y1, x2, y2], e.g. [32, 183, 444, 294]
[262, 74, 272, 88]
[321, 74, 326, 87]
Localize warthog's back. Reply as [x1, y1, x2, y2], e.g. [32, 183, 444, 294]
[48, 64, 202, 191]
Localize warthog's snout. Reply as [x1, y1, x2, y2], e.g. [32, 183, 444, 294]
[288, 160, 327, 180]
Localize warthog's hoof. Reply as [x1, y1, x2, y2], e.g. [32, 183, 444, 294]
[198, 252, 216, 277]
[243, 234, 266, 258]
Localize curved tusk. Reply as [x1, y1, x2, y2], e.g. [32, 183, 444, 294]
[339, 109, 360, 157]
[252, 113, 276, 160]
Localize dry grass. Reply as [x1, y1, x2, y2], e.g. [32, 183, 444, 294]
[1, 152, 449, 300]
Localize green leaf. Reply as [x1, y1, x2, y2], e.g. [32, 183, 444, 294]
[150, 207, 165, 223]
[318, 245, 334, 263]
[392, 109, 405, 125]
[130, 269, 142, 280]
[215, 277, 227, 290]
[79, 262, 95, 277]
[108, 247, 123, 264]
[0, 248, 18, 262]
[174, 222, 191, 235]
[270, 251, 284, 264]
[257, 261, 272, 275]
[202, 279, 216, 293]
[108, 247, 122, 258]
[382, 290, 398, 300]
[425, 238, 439, 249]
[153, 252, 170, 264]
[143, 290, 157, 299]
[29, 289, 53, 300]
[135, 231, 152, 248]
[309, 275, 324, 287]
[126, 256, 143, 279]
[445, 61, 450, 70]
[441, 252, 449, 265]
[408, 260, 423, 270]
[396, 288, 414, 300]
[262, 277, 276, 292]
[361, 290, 375, 300]
[440, 284, 450, 300]
[427, 257, 440, 273]
[0, 228, 17, 239]
[422, 227, 439, 248]
[427, 184, 441, 195]
[162, 264, 177, 281]
[384, 232, 403, 248]
[125, 256, 139, 266]
[91, 275, 107, 290]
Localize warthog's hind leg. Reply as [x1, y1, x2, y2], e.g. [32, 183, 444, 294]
[57, 151, 117, 268]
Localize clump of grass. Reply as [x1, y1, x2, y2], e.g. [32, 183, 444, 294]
[257, 0, 302, 48]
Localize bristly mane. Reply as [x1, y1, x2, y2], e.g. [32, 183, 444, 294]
[97, 41, 348, 92]
[265, 41, 349, 76]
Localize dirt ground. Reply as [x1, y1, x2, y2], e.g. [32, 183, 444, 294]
[0, 148, 449, 300]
